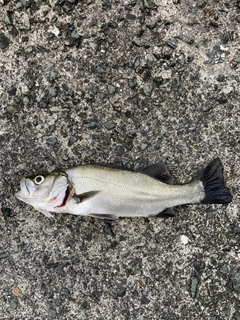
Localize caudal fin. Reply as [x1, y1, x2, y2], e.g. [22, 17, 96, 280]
[199, 158, 232, 204]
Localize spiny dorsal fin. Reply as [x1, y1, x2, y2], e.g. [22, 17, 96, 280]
[141, 162, 173, 184]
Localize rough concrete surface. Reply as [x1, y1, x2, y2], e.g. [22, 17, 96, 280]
[0, 0, 239, 319]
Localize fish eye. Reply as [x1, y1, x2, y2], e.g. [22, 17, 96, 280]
[34, 175, 44, 185]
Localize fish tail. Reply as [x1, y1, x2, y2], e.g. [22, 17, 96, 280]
[199, 158, 232, 204]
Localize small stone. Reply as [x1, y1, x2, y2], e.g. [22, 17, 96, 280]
[81, 301, 90, 310]
[232, 280, 240, 291]
[0, 251, 10, 259]
[209, 21, 218, 28]
[16, 2, 22, 9]
[60, 93, 67, 101]
[180, 235, 190, 245]
[48, 87, 57, 97]
[98, 92, 106, 100]
[128, 78, 137, 88]
[220, 264, 228, 274]
[217, 96, 228, 104]
[132, 37, 144, 47]
[197, 0, 208, 7]
[141, 143, 148, 150]
[9, 26, 19, 37]
[0, 32, 11, 49]
[4, 11, 13, 25]
[7, 86, 17, 96]
[202, 104, 212, 112]
[103, 121, 116, 130]
[25, 46, 33, 53]
[48, 125, 55, 133]
[216, 74, 225, 82]
[13, 287, 22, 297]
[103, 223, 115, 237]
[84, 122, 97, 129]
[218, 233, 227, 244]
[143, 81, 154, 96]
[117, 287, 126, 297]
[50, 70, 58, 81]
[133, 56, 141, 69]
[2, 207, 13, 218]
[234, 313, 240, 320]
[60, 287, 70, 298]
[68, 136, 77, 146]
[48, 308, 57, 319]
[107, 84, 116, 94]
[38, 100, 48, 108]
[166, 39, 177, 49]
[141, 296, 150, 304]
[126, 13, 136, 20]
[146, 22, 157, 29]
[190, 277, 199, 298]
[153, 76, 163, 86]
[23, 97, 29, 106]
[46, 137, 57, 146]
[233, 55, 240, 63]
[96, 64, 105, 73]
[9, 297, 18, 309]
[71, 31, 80, 40]
[89, 41, 99, 52]
[233, 227, 240, 234]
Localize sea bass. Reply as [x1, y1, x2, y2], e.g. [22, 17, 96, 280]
[15, 158, 232, 219]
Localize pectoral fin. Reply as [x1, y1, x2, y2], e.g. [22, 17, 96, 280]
[73, 191, 100, 203]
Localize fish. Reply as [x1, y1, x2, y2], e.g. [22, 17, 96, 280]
[15, 158, 232, 220]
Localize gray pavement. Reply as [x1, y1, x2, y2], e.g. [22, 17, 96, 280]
[0, 0, 239, 319]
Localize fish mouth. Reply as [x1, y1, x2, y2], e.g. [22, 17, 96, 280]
[15, 178, 32, 199]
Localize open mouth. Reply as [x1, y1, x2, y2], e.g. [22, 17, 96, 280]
[55, 186, 70, 208]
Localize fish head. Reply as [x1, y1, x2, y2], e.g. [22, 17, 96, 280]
[15, 172, 71, 217]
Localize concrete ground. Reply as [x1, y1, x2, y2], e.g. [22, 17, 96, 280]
[0, 0, 239, 319]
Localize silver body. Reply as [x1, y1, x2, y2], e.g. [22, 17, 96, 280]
[59, 165, 205, 219]
[14, 159, 232, 219]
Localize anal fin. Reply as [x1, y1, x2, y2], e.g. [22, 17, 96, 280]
[155, 207, 175, 218]
[88, 213, 118, 220]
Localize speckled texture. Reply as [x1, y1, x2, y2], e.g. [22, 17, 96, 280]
[0, 0, 239, 319]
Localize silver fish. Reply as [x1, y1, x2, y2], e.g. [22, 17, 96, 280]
[15, 158, 232, 219]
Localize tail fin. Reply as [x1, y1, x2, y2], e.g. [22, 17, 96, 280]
[199, 158, 232, 204]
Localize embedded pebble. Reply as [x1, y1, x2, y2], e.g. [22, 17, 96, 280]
[180, 235, 190, 245]
[7, 86, 17, 96]
[48, 308, 57, 319]
[128, 78, 137, 88]
[107, 84, 116, 94]
[46, 137, 58, 146]
[38, 100, 48, 108]
[104, 121, 116, 130]
[143, 81, 154, 96]
[9, 297, 18, 309]
[89, 41, 99, 52]
[48, 87, 57, 97]
[0, 32, 10, 49]
[190, 277, 199, 298]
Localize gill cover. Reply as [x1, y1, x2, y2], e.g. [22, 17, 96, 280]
[15, 172, 69, 217]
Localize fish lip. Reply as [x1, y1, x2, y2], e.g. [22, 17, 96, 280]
[15, 178, 30, 199]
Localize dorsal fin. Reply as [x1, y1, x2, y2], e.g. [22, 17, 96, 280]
[140, 162, 173, 184]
